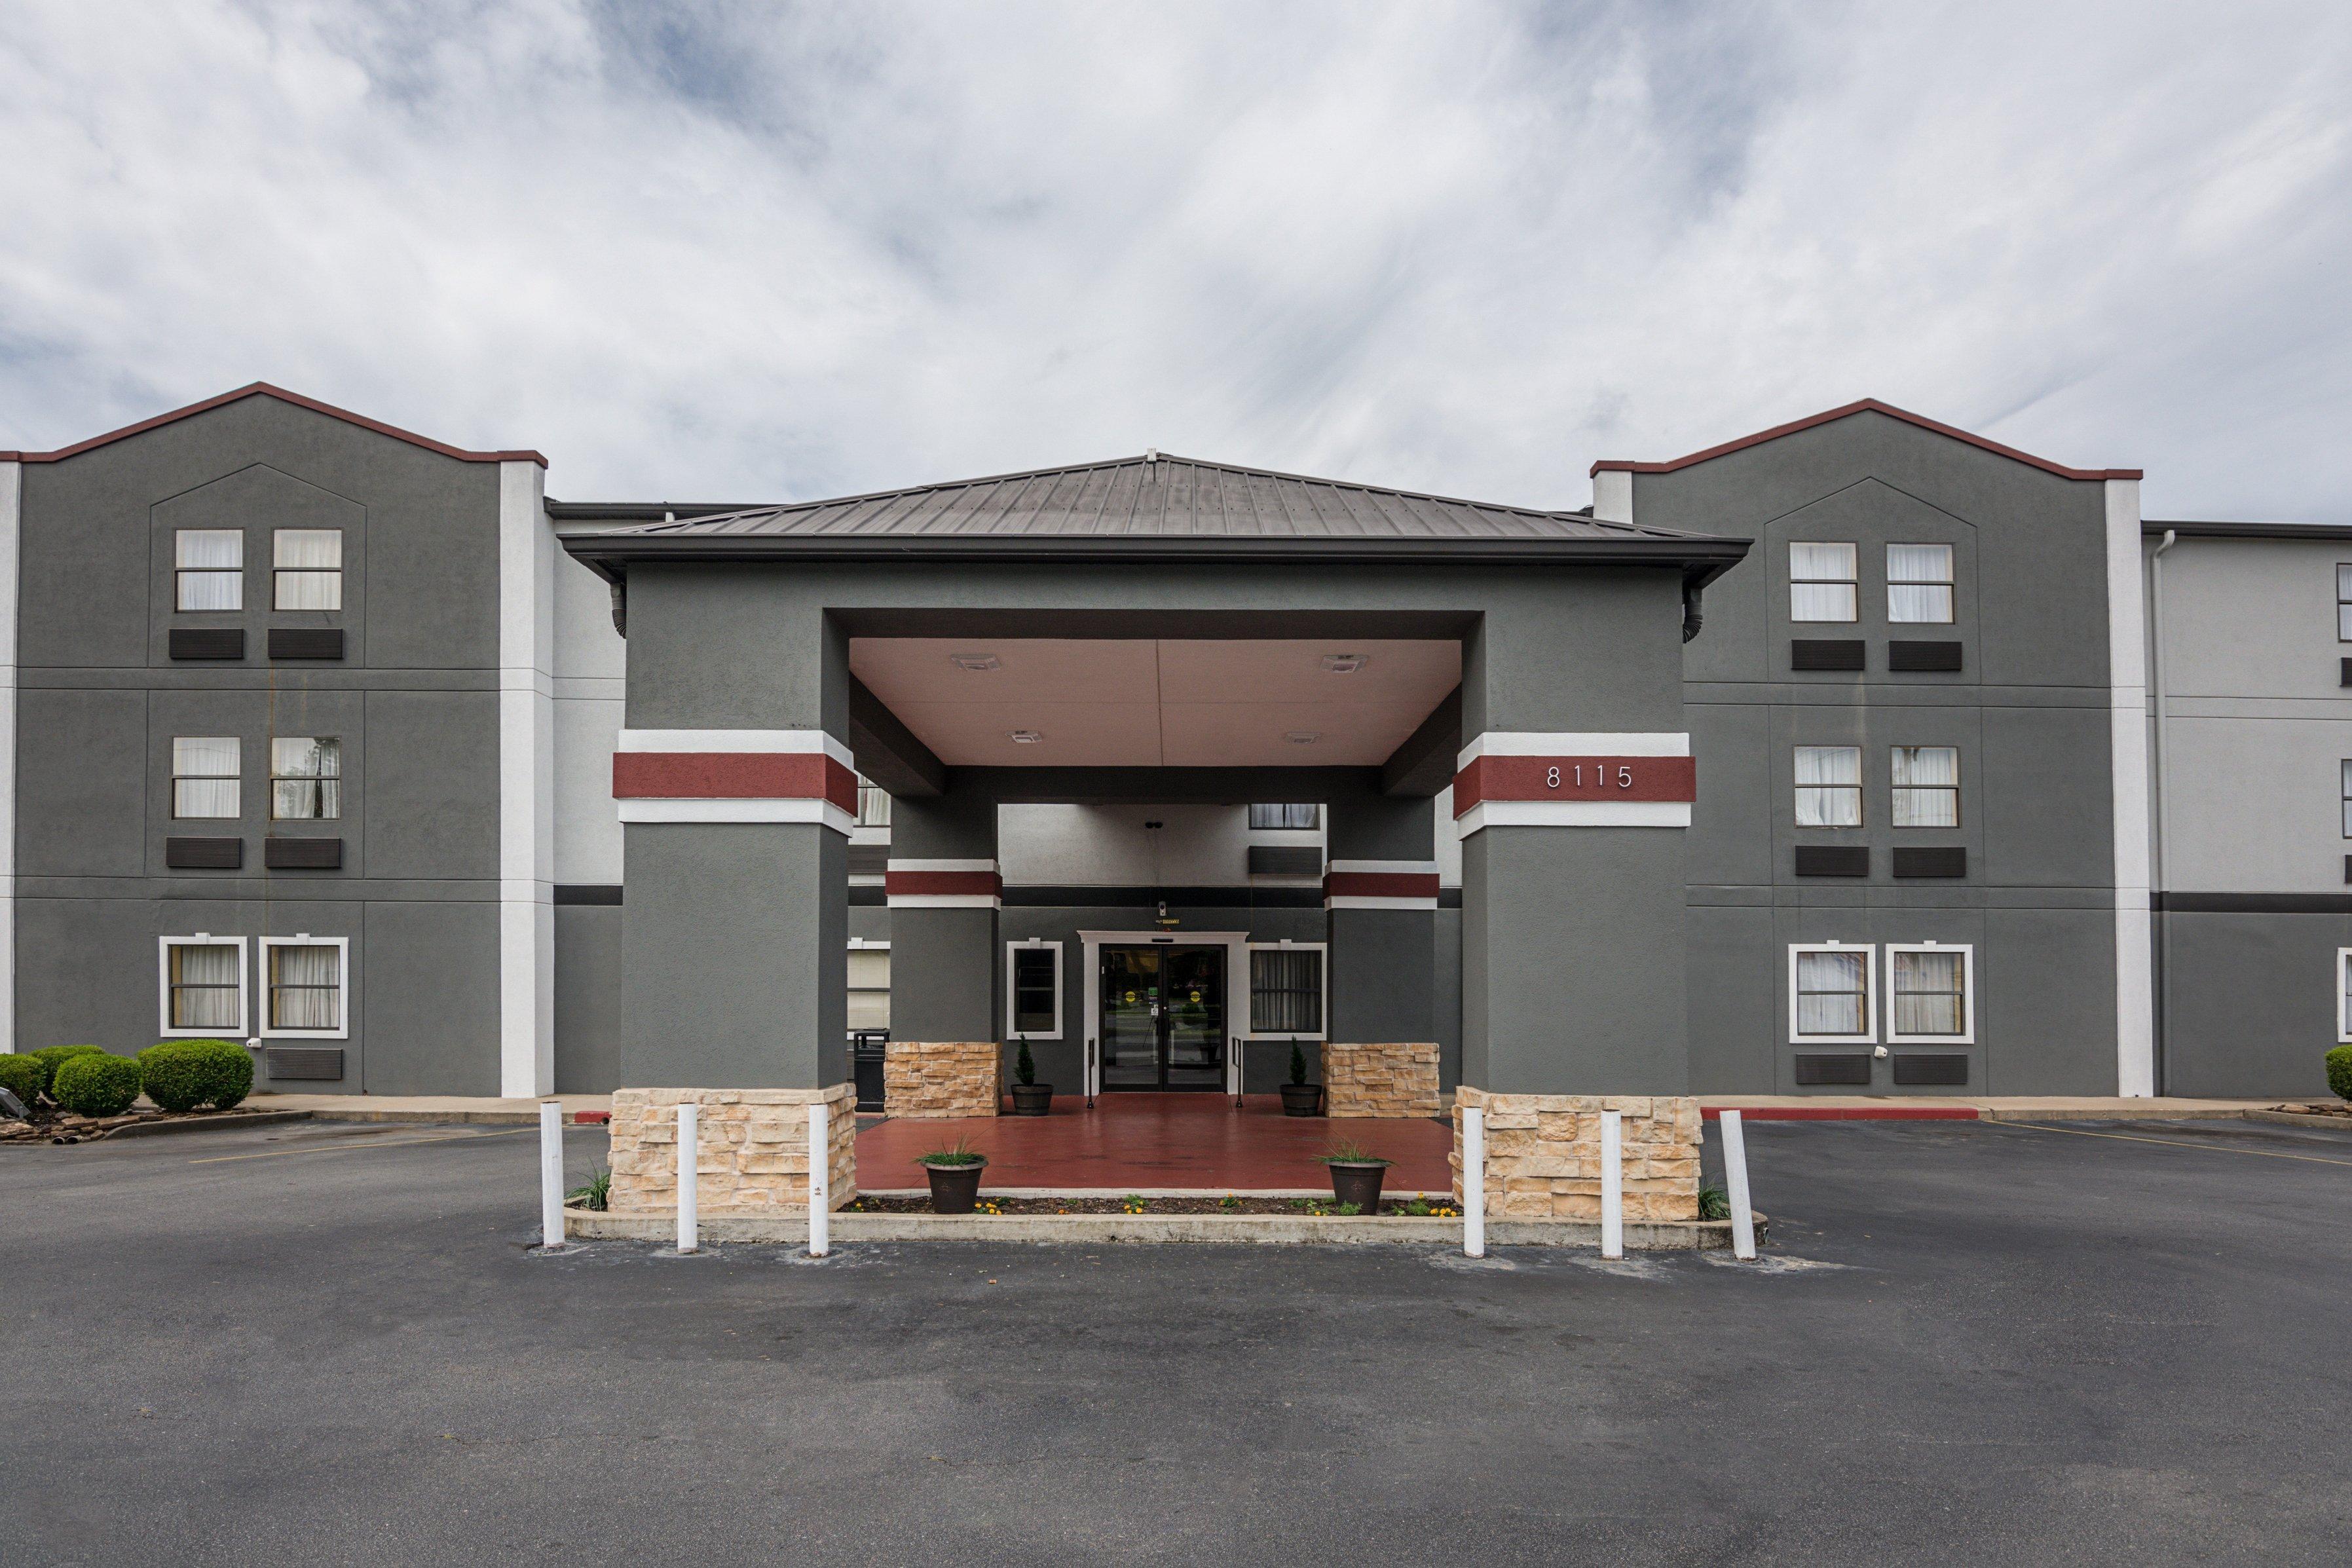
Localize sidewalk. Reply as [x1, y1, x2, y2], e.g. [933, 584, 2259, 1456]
[249, 1093, 613, 1125]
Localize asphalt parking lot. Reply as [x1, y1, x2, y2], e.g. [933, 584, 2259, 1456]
[6, 1114, 2349, 1566]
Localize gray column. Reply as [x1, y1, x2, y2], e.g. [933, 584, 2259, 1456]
[886, 778, 1001, 1043]
[1459, 574, 1692, 1094]
[617, 576, 850, 1088]
[1324, 779, 1437, 1045]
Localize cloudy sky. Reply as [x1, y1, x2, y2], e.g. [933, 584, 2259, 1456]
[3, 0, 2347, 520]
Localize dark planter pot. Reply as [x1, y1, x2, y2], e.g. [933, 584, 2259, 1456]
[922, 1160, 988, 1214]
[1009, 1083, 1055, 1116]
[1279, 1083, 1323, 1117]
[1326, 1160, 1390, 1211]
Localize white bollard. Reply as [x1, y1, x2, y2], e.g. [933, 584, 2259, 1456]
[1600, 1109, 1624, 1260]
[807, 1100, 831, 1258]
[676, 1102, 700, 1254]
[1462, 1106, 1485, 1259]
[1720, 1108, 1758, 1260]
[538, 1100, 565, 1249]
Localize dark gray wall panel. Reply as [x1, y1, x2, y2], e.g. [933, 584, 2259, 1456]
[363, 690, 496, 879]
[1686, 703, 1774, 887]
[19, 690, 149, 878]
[149, 463, 365, 666]
[2163, 912, 2351, 1098]
[1978, 705, 2112, 889]
[892, 907, 1000, 1041]
[1981, 907, 2114, 1094]
[1685, 905, 1777, 1092]
[361, 900, 499, 1095]
[553, 905, 627, 1094]
[14, 896, 170, 1052]
[1433, 907, 1462, 1091]
[1328, 908, 1434, 1043]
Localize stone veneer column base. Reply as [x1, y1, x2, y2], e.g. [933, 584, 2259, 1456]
[608, 1084, 858, 1216]
[1449, 1087, 1700, 1220]
[884, 1041, 1001, 1118]
[1320, 1041, 1441, 1117]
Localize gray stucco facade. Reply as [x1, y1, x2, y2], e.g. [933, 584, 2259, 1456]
[3, 385, 2334, 1103]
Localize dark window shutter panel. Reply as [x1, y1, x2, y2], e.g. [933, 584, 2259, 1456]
[169, 627, 245, 660]
[165, 836, 242, 869]
[1888, 641, 1964, 672]
[1248, 845, 1325, 876]
[264, 836, 343, 870]
[1794, 845, 1871, 877]
[269, 627, 345, 660]
[264, 1046, 344, 1080]
[1892, 1053, 1970, 1086]
[1892, 846, 1968, 878]
[1794, 1053, 1873, 1086]
[1791, 639, 1865, 671]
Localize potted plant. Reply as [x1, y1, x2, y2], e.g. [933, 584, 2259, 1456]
[1279, 1044, 1322, 1117]
[1320, 1140, 1391, 1210]
[1009, 1040, 1053, 1116]
[918, 1136, 989, 1214]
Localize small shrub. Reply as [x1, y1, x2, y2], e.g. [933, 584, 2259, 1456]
[2328, 1045, 2352, 1104]
[28, 1044, 105, 1098]
[569, 1166, 612, 1212]
[1321, 1140, 1389, 1167]
[1014, 1039, 1036, 1088]
[0, 1053, 43, 1109]
[917, 1136, 986, 1168]
[52, 1051, 142, 1117]
[138, 1039, 253, 1113]
[1288, 1044, 1309, 1086]
[1698, 1182, 1731, 1221]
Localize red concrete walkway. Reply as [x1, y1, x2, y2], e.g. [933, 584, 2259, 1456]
[856, 1094, 1455, 1192]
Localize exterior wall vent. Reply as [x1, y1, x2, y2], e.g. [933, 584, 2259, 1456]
[1790, 639, 1865, 672]
[269, 627, 345, 660]
[1888, 641, 1964, 672]
[1892, 1053, 1970, 1086]
[1891, 846, 1967, 878]
[1793, 1053, 1873, 1087]
[265, 837, 343, 870]
[166, 836, 242, 870]
[169, 627, 245, 661]
[1793, 845, 1870, 877]
[265, 1046, 345, 1081]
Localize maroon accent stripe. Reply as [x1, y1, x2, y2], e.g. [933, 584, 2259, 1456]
[1453, 755, 1697, 815]
[1701, 1106, 1979, 1121]
[1589, 398, 2138, 483]
[1322, 871, 1440, 901]
[885, 870, 1003, 898]
[613, 752, 858, 813]
[0, 383, 546, 466]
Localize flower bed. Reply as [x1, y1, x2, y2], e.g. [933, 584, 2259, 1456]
[844, 1193, 1461, 1218]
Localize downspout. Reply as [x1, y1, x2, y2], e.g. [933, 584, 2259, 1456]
[2148, 529, 2176, 1095]
[1681, 578, 1704, 643]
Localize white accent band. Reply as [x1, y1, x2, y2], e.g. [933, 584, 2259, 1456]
[618, 728, 855, 768]
[1325, 895, 1440, 911]
[497, 460, 553, 1098]
[886, 893, 1005, 910]
[1457, 731, 1690, 767]
[1326, 859, 1441, 875]
[885, 858, 999, 873]
[1457, 800, 1692, 834]
[618, 798, 855, 834]
[2104, 476, 2155, 1096]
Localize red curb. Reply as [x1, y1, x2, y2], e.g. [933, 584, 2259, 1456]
[570, 1110, 611, 1125]
[1702, 1106, 1979, 1121]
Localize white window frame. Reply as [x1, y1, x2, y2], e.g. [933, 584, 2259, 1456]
[1787, 941, 1876, 1045]
[2338, 948, 2352, 1045]
[1886, 542, 1956, 625]
[1884, 941, 1975, 1045]
[174, 528, 244, 612]
[157, 934, 249, 1038]
[259, 935, 350, 1040]
[1244, 939, 1329, 1041]
[1005, 939, 1063, 1040]
[272, 527, 344, 610]
[1789, 541, 1859, 624]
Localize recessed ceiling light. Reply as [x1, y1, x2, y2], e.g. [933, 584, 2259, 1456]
[1284, 730, 1321, 745]
[1009, 730, 1044, 744]
[1320, 654, 1368, 673]
[950, 654, 1000, 671]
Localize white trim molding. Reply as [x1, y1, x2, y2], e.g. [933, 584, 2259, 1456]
[1242, 939, 1328, 1043]
[619, 798, 857, 832]
[0, 462, 17, 1055]
[1005, 939, 1064, 1039]
[616, 728, 855, 768]
[886, 857, 1002, 909]
[1323, 857, 1440, 911]
[158, 934, 250, 1039]
[1457, 731, 1691, 764]
[1787, 941, 1876, 1045]
[1457, 800, 1692, 832]
[258, 935, 352, 1041]
[498, 460, 555, 1098]
[2104, 476, 2156, 1095]
[1884, 941, 1975, 1046]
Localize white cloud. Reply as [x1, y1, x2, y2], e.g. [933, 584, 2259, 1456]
[0, 0, 2345, 519]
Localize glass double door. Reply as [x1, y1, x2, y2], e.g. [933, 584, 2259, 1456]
[1099, 946, 1226, 1091]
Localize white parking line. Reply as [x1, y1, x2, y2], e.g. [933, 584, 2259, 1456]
[2001, 1121, 2352, 1168]
[190, 1128, 532, 1165]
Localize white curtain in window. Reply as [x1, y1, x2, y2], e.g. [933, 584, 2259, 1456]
[176, 530, 244, 610]
[275, 529, 343, 610]
[271, 944, 342, 1031]
[1887, 544, 1954, 624]
[271, 737, 343, 819]
[1892, 747, 1960, 827]
[1795, 746, 1862, 827]
[170, 943, 240, 1029]
[1789, 542, 1857, 622]
[1795, 950, 1867, 1036]
[172, 736, 240, 819]
[847, 948, 890, 1032]
[1892, 949, 1966, 1036]
[2342, 761, 2352, 838]
[1251, 948, 1324, 1034]
[2339, 567, 2352, 641]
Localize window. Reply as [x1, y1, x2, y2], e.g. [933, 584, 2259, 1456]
[1789, 542, 1858, 622]
[172, 737, 241, 819]
[159, 935, 246, 1036]
[1005, 941, 1062, 1038]
[1789, 943, 1875, 1043]
[271, 737, 342, 820]
[175, 530, 242, 611]
[2339, 950, 2352, 1045]
[2338, 567, 2352, 642]
[1795, 746, 1862, 827]
[1248, 943, 1326, 1037]
[847, 941, 890, 1032]
[2342, 760, 2352, 838]
[1249, 803, 1318, 831]
[1888, 543, 1955, 624]
[855, 775, 891, 827]
[1887, 944, 1973, 1043]
[273, 529, 342, 610]
[261, 937, 347, 1037]
[1892, 747, 1960, 828]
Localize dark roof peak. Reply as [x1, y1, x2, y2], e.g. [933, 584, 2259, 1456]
[1, 383, 548, 467]
[1591, 398, 2139, 483]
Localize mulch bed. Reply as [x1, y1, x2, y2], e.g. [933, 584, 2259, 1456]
[2271, 1103, 2352, 1119]
[0, 1107, 281, 1144]
[844, 1194, 1463, 1217]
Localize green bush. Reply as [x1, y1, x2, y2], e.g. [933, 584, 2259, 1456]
[2327, 1045, 2352, 1103]
[51, 1051, 142, 1117]
[138, 1039, 253, 1113]
[0, 1053, 43, 1108]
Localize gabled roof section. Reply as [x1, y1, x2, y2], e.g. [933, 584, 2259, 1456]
[0, 383, 547, 466]
[1590, 398, 2139, 483]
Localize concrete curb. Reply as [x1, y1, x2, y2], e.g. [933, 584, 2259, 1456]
[300, 1108, 560, 1126]
[95, 1109, 316, 1140]
[2241, 1109, 2352, 1130]
[563, 1204, 1761, 1249]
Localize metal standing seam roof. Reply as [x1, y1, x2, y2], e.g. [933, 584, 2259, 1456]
[557, 453, 1750, 582]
